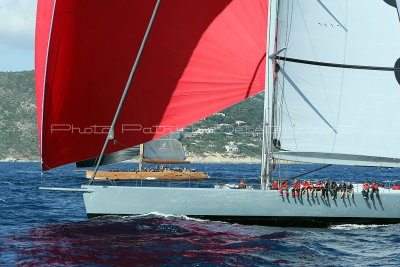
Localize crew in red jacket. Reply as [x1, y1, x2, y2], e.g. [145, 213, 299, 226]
[292, 180, 300, 197]
[362, 181, 370, 199]
[393, 182, 400, 190]
[280, 181, 289, 197]
[300, 180, 309, 199]
[272, 180, 279, 190]
[307, 180, 314, 199]
[315, 180, 323, 198]
[370, 181, 379, 198]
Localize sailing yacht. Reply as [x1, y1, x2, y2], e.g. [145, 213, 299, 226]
[37, 0, 400, 226]
[76, 132, 208, 181]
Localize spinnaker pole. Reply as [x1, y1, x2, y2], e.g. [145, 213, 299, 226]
[89, 0, 162, 184]
[261, 0, 278, 190]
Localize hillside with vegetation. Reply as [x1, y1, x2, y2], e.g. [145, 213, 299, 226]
[0, 71, 39, 161]
[181, 93, 263, 159]
[0, 71, 263, 162]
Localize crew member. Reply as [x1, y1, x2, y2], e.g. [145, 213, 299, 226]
[238, 180, 246, 189]
[393, 182, 400, 190]
[362, 181, 369, 199]
[346, 182, 354, 199]
[272, 180, 279, 190]
[280, 180, 289, 197]
[315, 180, 323, 198]
[307, 180, 314, 199]
[330, 181, 338, 200]
[322, 179, 330, 199]
[338, 180, 347, 199]
[370, 181, 379, 198]
[300, 180, 309, 198]
[292, 179, 300, 198]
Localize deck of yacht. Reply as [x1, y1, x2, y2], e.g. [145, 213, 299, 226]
[91, 176, 400, 196]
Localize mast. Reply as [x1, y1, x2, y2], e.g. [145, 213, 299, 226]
[261, 0, 278, 190]
[138, 143, 144, 171]
[89, 0, 162, 184]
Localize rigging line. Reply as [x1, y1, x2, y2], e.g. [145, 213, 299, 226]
[316, 0, 348, 32]
[397, 0, 400, 22]
[276, 77, 297, 149]
[279, 67, 337, 134]
[113, 139, 130, 149]
[282, 164, 332, 182]
[40, 169, 55, 188]
[87, 140, 132, 170]
[332, 0, 349, 153]
[276, 56, 400, 71]
[274, 77, 283, 139]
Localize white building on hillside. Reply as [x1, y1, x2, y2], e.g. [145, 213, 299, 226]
[194, 128, 215, 135]
[225, 142, 239, 152]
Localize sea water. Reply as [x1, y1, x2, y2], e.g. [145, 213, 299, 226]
[0, 162, 399, 265]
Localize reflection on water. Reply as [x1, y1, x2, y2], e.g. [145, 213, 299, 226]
[3, 213, 400, 266]
[4, 215, 288, 265]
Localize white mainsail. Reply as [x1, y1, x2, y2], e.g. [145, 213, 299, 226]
[272, 0, 400, 167]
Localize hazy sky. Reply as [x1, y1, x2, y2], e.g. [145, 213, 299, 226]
[0, 0, 37, 72]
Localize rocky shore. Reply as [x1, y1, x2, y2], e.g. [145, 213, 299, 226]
[186, 153, 261, 164]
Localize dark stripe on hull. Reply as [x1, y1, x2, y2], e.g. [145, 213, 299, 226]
[87, 214, 400, 228]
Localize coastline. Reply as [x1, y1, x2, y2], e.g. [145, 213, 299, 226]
[0, 155, 304, 165]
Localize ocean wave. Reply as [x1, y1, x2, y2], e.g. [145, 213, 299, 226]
[144, 211, 209, 222]
[0, 181, 14, 185]
[91, 212, 210, 223]
[128, 212, 210, 223]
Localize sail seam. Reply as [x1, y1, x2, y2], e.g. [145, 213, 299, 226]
[276, 56, 400, 71]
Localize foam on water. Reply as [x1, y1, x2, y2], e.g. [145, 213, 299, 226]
[92, 212, 210, 223]
[330, 224, 390, 231]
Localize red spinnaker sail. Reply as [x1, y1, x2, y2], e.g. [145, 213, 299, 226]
[35, 0, 268, 171]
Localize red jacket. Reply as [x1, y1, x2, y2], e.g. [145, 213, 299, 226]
[293, 182, 300, 189]
[363, 184, 370, 189]
[272, 182, 279, 190]
[281, 182, 288, 189]
[393, 185, 400, 190]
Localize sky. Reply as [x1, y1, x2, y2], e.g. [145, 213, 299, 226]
[0, 0, 37, 72]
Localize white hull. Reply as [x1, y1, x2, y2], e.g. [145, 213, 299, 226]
[82, 185, 400, 226]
